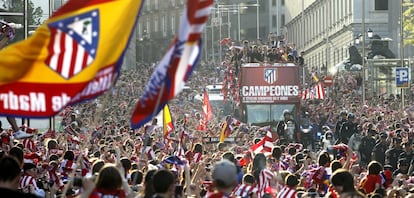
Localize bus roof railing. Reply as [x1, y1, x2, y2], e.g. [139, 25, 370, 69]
[241, 62, 298, 67]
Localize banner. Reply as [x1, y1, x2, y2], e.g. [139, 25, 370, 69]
[130, 0, 213, 129]
[0, 0, 142, 117]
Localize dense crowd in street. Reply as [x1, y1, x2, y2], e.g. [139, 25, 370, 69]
[2, 34, 414, 198]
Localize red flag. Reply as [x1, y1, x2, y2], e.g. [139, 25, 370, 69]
[220, 37, 231, 45]
[315, 82, 325, 99]
[201, 90, 214, 130]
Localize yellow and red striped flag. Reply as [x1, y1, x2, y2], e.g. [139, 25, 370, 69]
[163, 104, 174, 140]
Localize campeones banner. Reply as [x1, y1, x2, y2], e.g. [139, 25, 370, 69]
[240, 63, 300, 104]
[0, 0, 143, 117]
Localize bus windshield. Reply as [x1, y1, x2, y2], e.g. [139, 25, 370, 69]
[246, 104, 296, 124]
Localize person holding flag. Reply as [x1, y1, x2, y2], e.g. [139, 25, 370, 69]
[197, 89, 214, 131]
[219, 116, 233, 143]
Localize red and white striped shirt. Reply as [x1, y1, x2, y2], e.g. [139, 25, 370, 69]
[276, 186, 297, 198]
[22, 139, 36, 152]
[59, 159, 76, 177]
[256, 169, 275, 198]
[233, 184, 258, 197]
[20, 174, 38, 191]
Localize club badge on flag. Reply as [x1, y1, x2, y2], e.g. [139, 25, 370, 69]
[0, 0, 143, 117]
[130, 0, 214, 129]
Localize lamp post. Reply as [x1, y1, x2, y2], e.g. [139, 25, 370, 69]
[362, 0, 366, 104]
[218, 3, 259, 42]
[256, 0, 259, 39]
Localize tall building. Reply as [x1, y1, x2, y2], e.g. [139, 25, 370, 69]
[202, 0, 286, 62]
[284, 0, 392, 74]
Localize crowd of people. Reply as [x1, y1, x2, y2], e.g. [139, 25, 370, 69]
[1, 30, 414, 198]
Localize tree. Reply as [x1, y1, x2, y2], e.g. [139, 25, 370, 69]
[403, 0, 414, 45]
[0, 0, 44, 43]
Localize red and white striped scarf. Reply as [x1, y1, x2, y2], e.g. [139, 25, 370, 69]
[59, 159, 76, 177]
[47, 170, 63, 189]
[276, 186, 297, 198]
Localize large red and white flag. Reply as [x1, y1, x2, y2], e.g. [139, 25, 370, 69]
[250, 130, 273, 154]
[315, 82, 325, 99]
[130, 0, 214, 129]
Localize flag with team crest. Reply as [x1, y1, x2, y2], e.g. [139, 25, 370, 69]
[0, 0, 143, 117]
[130, 0, 214, 129]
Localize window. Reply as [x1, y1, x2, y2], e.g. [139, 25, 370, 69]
[146, 17, 150, 37]
[272, 15, 277, 28]
[154, 16, 158, 32]
[171, 14, 176, 34]
[375, 0, 388, 10]
[138, 22, 143, 37]
[154, 0, 159, 10]
[272, 0, 277, 6]
[281, 0, 285, 6]
[280, 14, 285, 27]
[162, 15, 167, 37]
[145, 0, 150, 11]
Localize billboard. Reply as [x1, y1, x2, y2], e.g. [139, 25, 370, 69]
[240, 63, 300, 104]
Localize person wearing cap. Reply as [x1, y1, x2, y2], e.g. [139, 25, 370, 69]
[276, 174, 299, 198]
[372, 132, 388, 167]
[207, 159, 238, 198]
[334, 110, 348, 140]
[338, 113, 358, 145]
[385, 137, 403, 171]
[359, 129, 377, 167]
[20, 162, 45, 197]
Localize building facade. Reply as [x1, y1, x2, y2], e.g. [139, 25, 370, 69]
[284, 0, 392, 75]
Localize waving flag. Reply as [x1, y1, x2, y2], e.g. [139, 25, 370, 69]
[250, 130, 273, 154]
[130, 0, 214, 129]
[163, 104, 174, 140]
[199, 89, 214, 131]
[0, 0, 143, 117]
[219, 116, 232, 143]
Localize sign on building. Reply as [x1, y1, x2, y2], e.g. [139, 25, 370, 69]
[396, 67, 409, 88]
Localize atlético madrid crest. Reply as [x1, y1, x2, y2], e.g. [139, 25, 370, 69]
[264, 68, 277, 84]
[45, 10, 100, 79]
